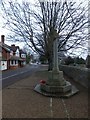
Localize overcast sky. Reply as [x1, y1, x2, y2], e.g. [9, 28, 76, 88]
[0, 0, 88, 58]
[0, 0, 88, 35]
[0, 0, 88, 36]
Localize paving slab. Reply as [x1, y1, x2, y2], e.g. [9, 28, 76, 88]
[2, 65, 88, 119]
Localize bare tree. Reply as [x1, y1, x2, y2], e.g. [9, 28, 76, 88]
[0, 0, 88, 70]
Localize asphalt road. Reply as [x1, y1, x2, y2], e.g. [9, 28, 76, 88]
[2, 64, 41, 88]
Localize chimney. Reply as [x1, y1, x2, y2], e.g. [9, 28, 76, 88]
[1, 35, 5, 43]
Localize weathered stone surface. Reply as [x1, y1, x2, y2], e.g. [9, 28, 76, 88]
[47, 70, 66, 86]
[34, 61, 79, 97]
[34, 83, 79, 98]
[34, 69, 79, 98]
[34, 32, 79, 97]
[40, 81, 71, 93]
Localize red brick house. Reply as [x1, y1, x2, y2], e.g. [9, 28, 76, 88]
[0, 35, 10, 70]
[0, 35, 26, 70]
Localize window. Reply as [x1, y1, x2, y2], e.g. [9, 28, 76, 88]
[10, 60, 18, 66]
[11, 60, 13, 64]
[21, 54, 26, 58]
[10, 60, 14, 65]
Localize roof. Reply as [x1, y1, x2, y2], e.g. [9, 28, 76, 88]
[10, 56, 25, 61]
[10, 45, 19, 52]
[10, 56, 21, 60]
[0, 43, 10, 52]
[0, 57, 7, 61]
[0, 41, 26, 55]
[19, 49, 26, 54]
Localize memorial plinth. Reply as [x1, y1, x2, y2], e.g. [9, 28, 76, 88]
[34, 30, 79, 98]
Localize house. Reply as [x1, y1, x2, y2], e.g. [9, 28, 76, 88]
[0, 35, 10, 70]
[19, 49, 26, 66]
[0, 35, 26, 70]
[58, 51, 66, 60]
[9, 45, 26, 69]
[58, 51, 66, 64]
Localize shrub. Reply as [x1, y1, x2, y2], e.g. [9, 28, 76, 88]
[64, 56, 74, 65]
[86, 55, 90, 68]
[74, 57, 85, 64]
[39, 55, 47, 64]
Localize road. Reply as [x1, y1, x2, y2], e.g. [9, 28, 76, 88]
[2, 64, 41, 88]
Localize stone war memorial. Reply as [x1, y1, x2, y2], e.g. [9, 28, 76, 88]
[34, 29, 79, 98]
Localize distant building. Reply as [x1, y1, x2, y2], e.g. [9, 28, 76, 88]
[33, 53, 39, 62]
[58, 51, 66, 64]
[58, 52, 66, 59]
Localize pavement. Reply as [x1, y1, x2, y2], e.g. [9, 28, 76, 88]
[2, 65, 88, 119]
[0, 90, 2, 120]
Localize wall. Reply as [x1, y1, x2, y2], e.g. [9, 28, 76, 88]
[2, 48, 10, 60]
[0, 61, 7, 70]
[2, 48, 10, 70]
[10, 66, 19, 70]
[59, 65, 89, 88]
[2, 48, 7, 59]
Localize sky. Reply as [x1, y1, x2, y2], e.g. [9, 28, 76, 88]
[0, 0, 88, 58]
